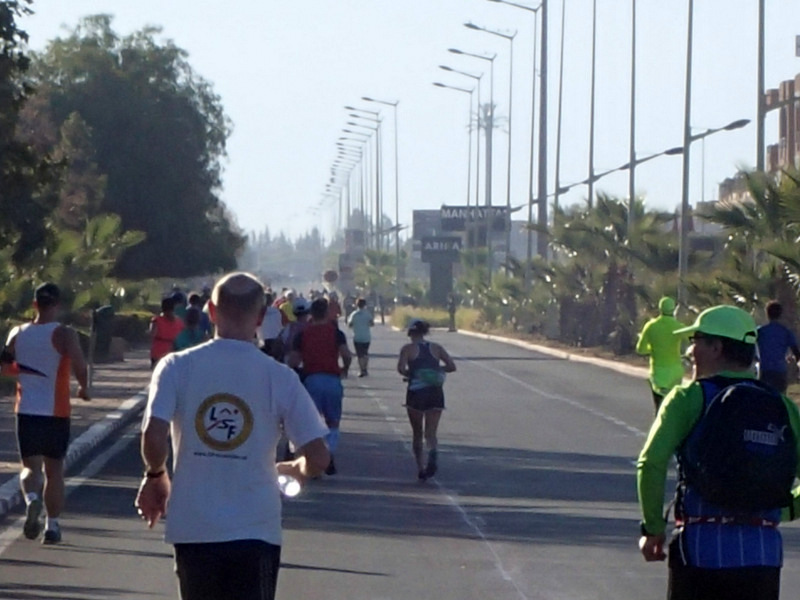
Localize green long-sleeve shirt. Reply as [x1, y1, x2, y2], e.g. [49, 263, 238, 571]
[636, 370, 800, 536]
[635, 315, 688, 393]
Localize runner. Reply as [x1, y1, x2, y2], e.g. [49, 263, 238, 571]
[288, 298, 351, 476]
[397, 319, 456, 480]
[347, 297, 374, 377]
[756, 300, 800, 393]
[136, 271, 329, 600]
[1, 282, 90, 544]
[635, 296, 689, 412]
[637, 305, 800, 599]
[149, 296, 184, 368]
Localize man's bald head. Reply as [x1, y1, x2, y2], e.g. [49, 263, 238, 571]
[212, 272, 265, 320]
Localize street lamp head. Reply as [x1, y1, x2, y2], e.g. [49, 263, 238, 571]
[665, 146, 684, 156]
[448, 48, 464, 55]
[725, 118, 751, 131]
[439, 65, 454, 72]
[433, 82, 447, 88]
[361, 97, 374, 102]
[464, 22, 482, 30]
[344, 106, 357, 111]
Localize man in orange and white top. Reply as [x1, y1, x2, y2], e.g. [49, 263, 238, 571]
[2, 282, 89, 544]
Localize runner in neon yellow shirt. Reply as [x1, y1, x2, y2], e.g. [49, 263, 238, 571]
[636, 296, 689, 411]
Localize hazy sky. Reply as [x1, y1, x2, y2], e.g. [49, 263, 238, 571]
[20, 1, 800, 241]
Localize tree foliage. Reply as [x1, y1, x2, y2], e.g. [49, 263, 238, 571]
[0, 0, 59, 263]
[29, 15, 244, 278]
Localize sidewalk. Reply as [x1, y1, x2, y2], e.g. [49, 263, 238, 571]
[0, 348, 152, 519]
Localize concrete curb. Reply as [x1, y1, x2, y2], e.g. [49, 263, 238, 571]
[453, 328, 650, 379]
[0, 390, 148, 520]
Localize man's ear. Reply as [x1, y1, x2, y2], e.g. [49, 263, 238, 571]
[208, 301, 218, 324]
[256, 305, 266, 327]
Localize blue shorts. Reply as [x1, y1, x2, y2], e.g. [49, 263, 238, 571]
[304, 373, 343, 422]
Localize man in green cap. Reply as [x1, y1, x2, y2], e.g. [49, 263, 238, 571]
[636, 296, 689, 411]
[637, 305, 800, 600]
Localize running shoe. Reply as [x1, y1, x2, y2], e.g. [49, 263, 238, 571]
[418, 469, 428, 481]
[325, 457, 337, 476]
[23, 498, 43, 540]
[42, 525, 61, 545]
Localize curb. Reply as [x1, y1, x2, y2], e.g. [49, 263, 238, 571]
[0, 390, 148, 520]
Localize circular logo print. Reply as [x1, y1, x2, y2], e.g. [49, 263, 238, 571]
[195, 393, 254, 451]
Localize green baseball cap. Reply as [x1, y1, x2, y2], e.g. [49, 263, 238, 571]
[673, 305, 757, 344]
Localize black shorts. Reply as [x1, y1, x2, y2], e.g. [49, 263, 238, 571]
[405, 386, 445, 412]
[353, 342, 370, 358]
[174, 539, 281, 600]
[16, 414, 71, 460]
[668, 564, 779, 600]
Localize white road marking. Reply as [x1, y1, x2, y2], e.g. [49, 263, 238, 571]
[362, 385, 532, 600]
[0, 429, 138, 557]
[466, 358, 647, 439]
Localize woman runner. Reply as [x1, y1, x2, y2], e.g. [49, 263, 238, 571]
[397, 319, 456, 480]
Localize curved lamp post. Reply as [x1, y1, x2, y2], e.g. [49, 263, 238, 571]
[465, 22, 517, 265]
[433, 81, 476, 207]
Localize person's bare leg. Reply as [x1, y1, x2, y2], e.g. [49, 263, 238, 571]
[423, 410, 443, 477]
[42, 457, 65, 518]
[407, 408, 425, 475]
[20, 455, 43, 499]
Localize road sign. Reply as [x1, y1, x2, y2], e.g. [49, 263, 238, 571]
[420, 236, 462, 262]
[439, 205, 508, 233]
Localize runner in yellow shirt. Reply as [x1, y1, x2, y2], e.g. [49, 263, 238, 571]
[636, 296, 689, 412]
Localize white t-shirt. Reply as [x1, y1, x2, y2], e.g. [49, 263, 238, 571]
[143, 338, 328, 545]
[259, 306, 283, 342]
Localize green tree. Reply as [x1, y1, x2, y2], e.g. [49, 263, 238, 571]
[29, 15, 244, 278]
[0, 0, 59, 263]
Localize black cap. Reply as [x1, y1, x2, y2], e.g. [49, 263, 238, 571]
[34, 282, 60, 307]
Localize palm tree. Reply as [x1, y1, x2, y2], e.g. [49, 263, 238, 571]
[697, 169, 800, 323]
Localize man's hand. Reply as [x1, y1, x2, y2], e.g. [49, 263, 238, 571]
[77, 385, 90, 401]
[639, 533, 667, 562]
[135, 474, 171, 528]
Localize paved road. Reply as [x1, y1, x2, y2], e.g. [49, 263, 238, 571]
[2, 325, 800, 599]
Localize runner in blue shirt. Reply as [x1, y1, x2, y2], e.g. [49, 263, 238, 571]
[757, 300, 800, 393]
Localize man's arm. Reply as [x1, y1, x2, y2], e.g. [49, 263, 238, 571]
[136, 416, 171, 528]
[276, 437, 330, 481]
[637, 385, 701, 543]
[60, 326, 89, 400]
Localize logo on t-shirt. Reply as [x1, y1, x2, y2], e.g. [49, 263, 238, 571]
[194, 393, 253, 451]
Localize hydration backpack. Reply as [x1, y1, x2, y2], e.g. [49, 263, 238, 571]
[679, 376, 797, 512]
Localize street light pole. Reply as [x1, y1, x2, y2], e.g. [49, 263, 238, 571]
[449, 47, 497, 283]
[587, 0, 597, 208]
[756, 0, 766, 171]
[552, 0, 567, 219]
[627, 0, 637, 237]
[363, 96, 402, 290]
[433, 82, 475, 207]
[487, 0, 543, 276]
[465, 23, 517, 265]
[678, 0, 695, 308]
[440, 65, 484, 207]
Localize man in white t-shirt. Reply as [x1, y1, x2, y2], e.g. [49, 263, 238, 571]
[135, 272, 329, 600]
